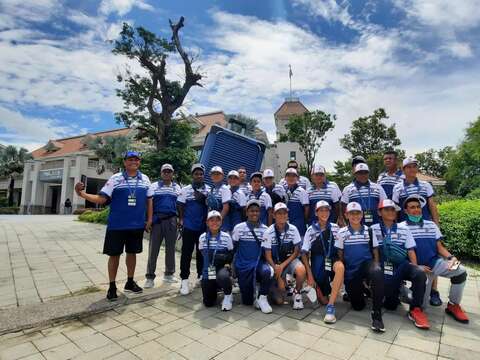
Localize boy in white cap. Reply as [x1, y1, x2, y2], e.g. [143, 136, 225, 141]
[279, 160, 311, 190]
[336, 202, 385, 332]
[372, 199, 430, 329]
[224, 170, 247, 232]
[302, 201, 345, 323]
[341, 163, 387, 226]
[207, 166, 231, 220]
[262, 169, 286, 207]
[145, 164, 181, 288]
[199, 211, 234, 311]
[247, 172, 273, 226]
[283, 167, 310, 237]
[308, 164, 344, 227]
[263, 202, 306, 309]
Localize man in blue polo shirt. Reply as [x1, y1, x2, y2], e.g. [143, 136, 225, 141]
[177, 163, 211, 295]
[401, 195, 469, 324]
[336, 202, 385, 332]
[247, 172, 273, 226]
[308, 164, 343, 226]
[144, 163, 181, 289]
[392, 157, 439, 224]
[377, 150, 404, 199]
[207, 166, 231, 219]
[279, 160, 311, 190]
[75, 151, 153, 301]
[224, 170, 247, 233]
[341, 163, 387, 226]
[283, 168, 309, 237]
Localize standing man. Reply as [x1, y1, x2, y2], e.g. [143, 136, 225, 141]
[177, 163, 211, 295]
[247, 172, 273, 226]
[262, 169, 286, 207]
[280, 160, 311, 190]
[307, 164, 343, 226]
[351, 156, 366, 172]
[392, 157, 439, 224]
[144, 164, 181, 288]
[238, 166, 251, 196]
[224, 170, 247, 233]
[284, 168, 309, 237]
[377, 151, 404, 199]
[341, 163, 387, 226]
[74, 151, 153, 301]
[207, 166, 231, 219]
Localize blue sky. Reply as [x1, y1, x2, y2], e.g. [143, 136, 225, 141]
[1, 0, 479, 169]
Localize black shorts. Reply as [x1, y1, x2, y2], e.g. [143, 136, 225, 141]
[103, 229, 144, 256]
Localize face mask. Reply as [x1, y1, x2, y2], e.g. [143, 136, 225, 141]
[407, 214, 422, 223]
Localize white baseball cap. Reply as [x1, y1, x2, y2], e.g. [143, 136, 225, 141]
[207, 210, 222, 220]
[227, 170, 239, 178]
[246, 199, 261, 209]
[210, 166, 224, 174]
[346, 202, 363, 213]
[263, 169, 275, 178]
[285, 167, 298, 176]
[402, 157, 418, 168]
[354, 163, 370, 173]
[311, 164, 326, 174]
[273, 202, 288, 213]
[378, 199, 400, 211]
[315, 200, 331, 210]
[161, 163, 174, 172]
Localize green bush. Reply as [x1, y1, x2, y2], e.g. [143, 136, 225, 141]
[0, 197, 8, 207]
[0, 207, 19, 214]
[466, 188, 480, 200]
[438, 199, 480, 261]
[78, 208, 109, 224]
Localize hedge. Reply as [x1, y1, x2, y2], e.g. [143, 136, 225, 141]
[0, 207, 19, 214]
[438, 199, 480, 261]
[78, 208, 109, 224]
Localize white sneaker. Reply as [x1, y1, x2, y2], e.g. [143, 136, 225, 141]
[255, 295, 272, 314]
[293, 293, 304, 310]
[222, 294, 233, 311]
[144, 278, 154, 289]
[163, 275, 178, 283]
[180, 279, 190, 295]
[232, 280, 240, 294]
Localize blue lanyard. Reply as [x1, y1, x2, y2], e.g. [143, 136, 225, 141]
[403, 179, 421, 198]
[355, 182, 371, 210]
[123, 171, 140, 197]
[206, 231, 221, 267]
[314, 222, 333, 258]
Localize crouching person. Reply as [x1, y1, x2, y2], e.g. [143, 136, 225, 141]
[200, 211, 234, 311]
[337, 202, 386, 332]
[232, 199, 274, 313]
[263, 203, 306, 310]
[302, 201, 345, 323]
[372, 199, 429, 329]
[402, 194, 469, 323]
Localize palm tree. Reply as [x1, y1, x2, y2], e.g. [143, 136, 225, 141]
[0, 146, 32, 207]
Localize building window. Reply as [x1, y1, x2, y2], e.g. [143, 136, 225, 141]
[70, 159, 76, 167]
[290, 151, 296, 160]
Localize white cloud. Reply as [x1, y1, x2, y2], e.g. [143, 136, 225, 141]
[0, 0, 60, 27]
[99, 0, 153, 16]
[441, 41, 473, 59]
[291, 0, 353, 27]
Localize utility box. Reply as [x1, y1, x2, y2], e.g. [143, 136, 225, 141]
[199, 125, 266, 185]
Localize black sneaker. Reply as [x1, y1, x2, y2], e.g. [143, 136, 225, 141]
[107, 287, 118, 301]
[371, 311, 385, 332]
[429, 289, 442, 306]
[343, 293, 350, 302]
[124, 280, 143, 294]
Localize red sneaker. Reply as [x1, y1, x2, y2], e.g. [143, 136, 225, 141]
[408, 307, 430, 329]
[445, 303, 469, 323]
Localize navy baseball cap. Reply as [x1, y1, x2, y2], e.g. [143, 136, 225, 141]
[124, 151, 142, 159]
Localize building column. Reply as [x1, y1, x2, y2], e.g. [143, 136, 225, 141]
[30, 160, 44, 214]
[59, 156, 71, 214]
[20, 160, 32, 214]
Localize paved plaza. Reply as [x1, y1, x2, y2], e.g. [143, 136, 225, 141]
[0, 215, 479, 359]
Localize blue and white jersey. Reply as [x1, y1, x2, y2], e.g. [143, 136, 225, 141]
[207, 183, 231, 212]
[223, 186, 247, 232]
[262, 223, 301, 262]
[392, 179, 435, 221]
[371, 222, 416, 263]
[280, 176, 311, 190]
[149, 181, 181, 221]
[100, 171, 153, 230]
[335, 225, 378, 280]
[177, 183, 211, 232]
[247, 190, 272, 225]
[302, 223, 340, 259]
[239, 182, 252, 197]
[307, 181, 342, 224]
[263, 184, 286, 203]
[377, 170, 404, 199]
[232, 222, 268, 268]
[285, 185, 309, 236]
[341, 181, 387, 225]
[401, 220, 442, 268]
[199, 231, 234, 259]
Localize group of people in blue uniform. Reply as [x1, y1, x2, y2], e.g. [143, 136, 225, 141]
[74, 150, 470, 333]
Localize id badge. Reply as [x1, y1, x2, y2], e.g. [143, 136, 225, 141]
[384, 261, 394, 276]
[325, 258, 332, 272]
[127, 195, 136, 207]
[364, 211, 373, 224]
[208, 266, 216, 280]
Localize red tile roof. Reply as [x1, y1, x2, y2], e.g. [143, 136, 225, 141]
[274, 99, 309, 118]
